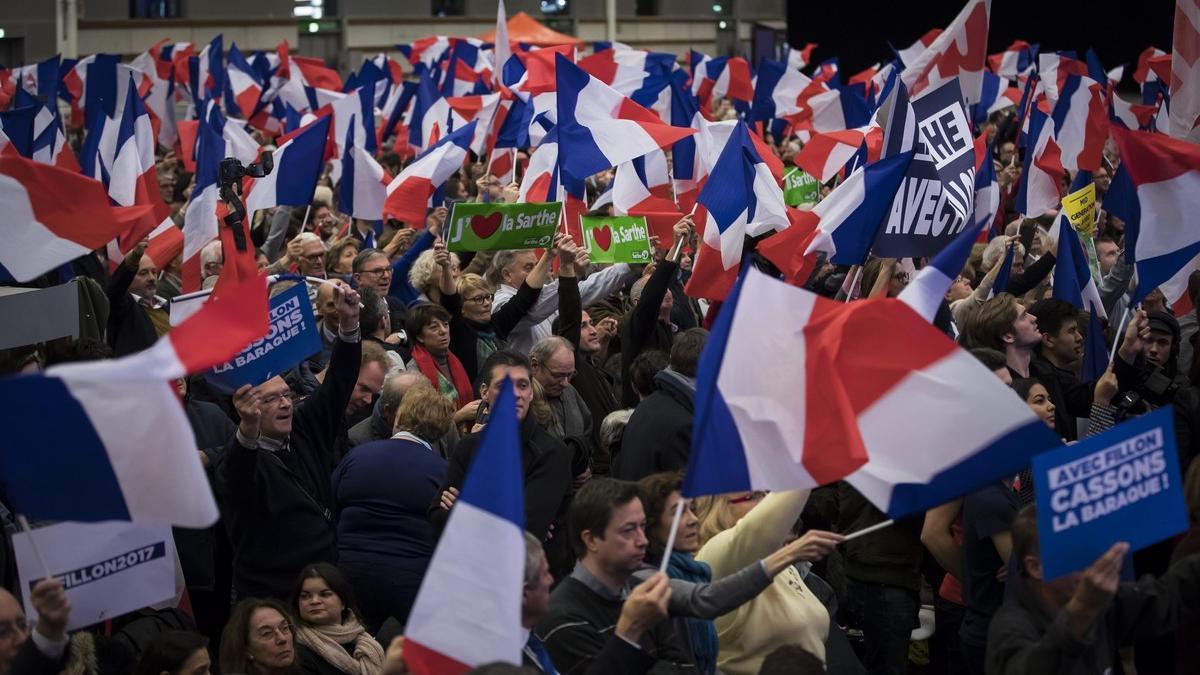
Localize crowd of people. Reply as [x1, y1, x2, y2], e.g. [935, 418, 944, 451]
[4, 26, 1200, 675]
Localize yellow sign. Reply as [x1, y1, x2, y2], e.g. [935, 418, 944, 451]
[1062, 182, 1097, 237]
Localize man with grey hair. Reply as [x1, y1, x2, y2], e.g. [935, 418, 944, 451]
[358, 285, 408, 370]
[530, 336, 592, 444]
[489, 249, 636, 355]
[199, 239, 223, 285]
[347, 370, 424, 448]
[353, 249, 409, 330]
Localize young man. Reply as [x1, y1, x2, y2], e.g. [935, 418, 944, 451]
[536, 478, 692, 674]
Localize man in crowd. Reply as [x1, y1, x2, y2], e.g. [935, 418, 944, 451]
[613, 328, 706, 481]
[536, 478, 690, 674]
[353, 248, 408, 330]
[106, 245, 168, 357]
[199, 240, 223, 288]
[522, 531, 670, 675]
[986, 506, 1200, 674]
[217, 285, 362, 600]
[431, 350, 574, 575]
[0, 580, 71, 674]
[530, 336, 593, 443]
[348, 370, 425, 448]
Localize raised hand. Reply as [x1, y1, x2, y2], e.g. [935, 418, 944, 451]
[30, 579, 70, 641]
[333, 284, 362, 331]
[616, 572, 671, 643]
[233, 384, 262, 441]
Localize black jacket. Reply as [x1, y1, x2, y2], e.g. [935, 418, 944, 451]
[6, 638, 66, 675]
[430, 412, 572, 543]
[987, 553, 1200, 674]
[557, 276, 620, 472]
[524, 635, 655, 675]
[216, 337, 361, 599]
[175, 398, 236, 592]
[104, 262, 157, 357]
[619, 261, 678, 407]
[612, 370, 694, 481]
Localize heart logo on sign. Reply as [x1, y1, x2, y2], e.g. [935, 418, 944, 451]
[593, 224, 613, 251]
[470, 213, 503, 240]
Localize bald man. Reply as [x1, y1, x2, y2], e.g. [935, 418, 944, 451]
[0, 579, 71, 675]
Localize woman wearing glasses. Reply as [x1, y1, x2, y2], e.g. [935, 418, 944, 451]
[219, 598, 299, 675]
[435, 235, 565, 387]
[635, 473, 846, 675]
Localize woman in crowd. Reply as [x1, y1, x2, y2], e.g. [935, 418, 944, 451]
[290, 564, 385, 675]
[404, 303, 475, 410]
[333, 383, 455, 631]
[439, 236, 561, 385]
[219, 598, 299, 675]
[691, 489, 842, 675]
[325, 238, 361, 281]
[638, 473, 846, 675]
[407, 247, 461, 306]
[133, 630, 211, 675]
[1013, 378, 1057, 432]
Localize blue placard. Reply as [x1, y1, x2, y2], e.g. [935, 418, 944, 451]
[205, 283, 321, 393]
[874, 78, 977, 258]
[1032, 407, 1188, 580]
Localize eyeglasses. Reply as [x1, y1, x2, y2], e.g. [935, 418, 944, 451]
[301, 253, 325, 263]
[359, 267, 392, 277]
[728, 491, 768, 504]
[465, 294, 494, 305]
[260, 391, 296, 406]
[254, 621, 292, 640]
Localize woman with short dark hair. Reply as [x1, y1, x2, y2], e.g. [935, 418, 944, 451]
[134, 630, 210, 675]
[289, 563, 385, 674]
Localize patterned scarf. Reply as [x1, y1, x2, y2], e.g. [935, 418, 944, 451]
[667, 551, 719, 675]
[293, 616, 385, 675]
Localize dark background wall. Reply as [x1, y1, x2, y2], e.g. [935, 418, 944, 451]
[786, 0, 1175, 84]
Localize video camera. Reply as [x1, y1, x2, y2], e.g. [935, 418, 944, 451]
[1113, 364, 1180, 415]
[217, 155, 274, 252]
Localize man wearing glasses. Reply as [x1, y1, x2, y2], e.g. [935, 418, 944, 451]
[530, 336, 592, 445]
[351, 249, 407, 332]
[217, 286, 363, 600]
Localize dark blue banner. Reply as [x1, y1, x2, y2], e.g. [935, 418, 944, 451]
[207, 282, 321, 393]
[874, 78, 976, 258]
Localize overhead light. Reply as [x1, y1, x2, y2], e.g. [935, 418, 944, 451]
[712, 3, 722, 11]
[293, 5, 314, 16]
[718, 20, 728, 29]
[308, 22, 319, 33]
[0, 29, 6, 39]
[312, 7, 322, 18]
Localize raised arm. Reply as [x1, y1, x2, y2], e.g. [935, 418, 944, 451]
[296, 285, 362, 463]
[695, 490, 811, 580]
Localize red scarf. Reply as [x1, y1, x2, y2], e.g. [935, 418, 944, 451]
[410, 343, 474, 408]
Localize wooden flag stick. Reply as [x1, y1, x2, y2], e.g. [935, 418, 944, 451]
[658, 498, 687, 573]
[842, 519, 895, 543]
[16, 515, 54, 581]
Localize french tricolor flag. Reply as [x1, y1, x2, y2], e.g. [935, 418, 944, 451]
[794, 125, 880, 182]
[1048, 74, 1108, 173]
[695, 122, 789, 270]
[555, 54, 695, 182]
[1052, 212, 1108, 381]
[1107, 125, 1200, 314]
[225, 43, 265, 120]
[685, 266, 1062, 516]
[1015, 102, 1065, 217]
[804, 151, 914, 265]
[899, 212, 987, 322]
[0, 153, 152, 282]
[517, 131, 560, 204]
[338, 125, 391, 221]
[987, 40, 1037, 80]
[243, 114, 331, 216]
[403, 377, 525, 674]
[385, 120, 476, 226]
[0, 275, 269, 528]
[612, 151, 681, 241]
[971, 135, 1000, 238]
[182, 120, 225, 293]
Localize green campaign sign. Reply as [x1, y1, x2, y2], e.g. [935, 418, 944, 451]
[446, 201, 561, 252]
[580, 215, 653, 264]
[784, 167, 819, 206]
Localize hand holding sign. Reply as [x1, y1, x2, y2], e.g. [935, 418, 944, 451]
[31, 578, 70, 642]
[1063, 542, 1129, 639]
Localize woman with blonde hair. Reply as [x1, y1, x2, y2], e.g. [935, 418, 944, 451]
[691, 489, 842, 675]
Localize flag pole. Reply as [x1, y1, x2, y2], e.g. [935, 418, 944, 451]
[16, 515, 54, 581]
[843, 265, 863, 303]
[842, 518, 894, 543]
[658, 498, 687, 573]
[1108, 306, 1132, 363]
[301, 204, 313, 233]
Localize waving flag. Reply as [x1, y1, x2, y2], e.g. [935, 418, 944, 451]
[0, 154, 151, 282]
[750, 58, 813, 122]
[225, 44, 265, 120]
[517, 131, 560, 203]
[128, 48, 178, 148]
[781, 86, 872, 135]
[804, 151, 914, 265]
[1015, 102, 1065, 216]
[695, 122, 789, 270]
[900, 0, 991, 103]
[1049, 74, 1108, 173]
[685, 266, 1061, 517]
[989, 243, 1015, 297]
[404, 377, 524, 674]
[1107, 125, 1200, 311]
[0, 275, 268, 528]
[339, 126, 391, 221]
[385, 121, 476, 226]
[971, 136, 1000, 238]
[331, 85, 378, 158]
[896, 29, 943, 67]
[182, 120, 225, 293]
[244, 115, 331, 215]
[988, 40, 1037, 80]
[899, 216, 987, 322]
[555, 54, 695, 182]
[785, 43, 819, 71]
[612, 153, 682, 241]
[1170, 0, 1200, 142]
[1052, 213, 1109, 381]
